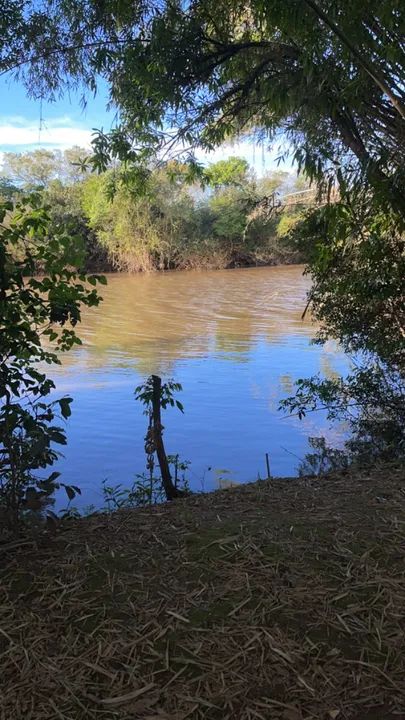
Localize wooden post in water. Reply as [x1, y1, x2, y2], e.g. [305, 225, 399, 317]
[151, 375, 182, 500]
[265, 453, 271, 479]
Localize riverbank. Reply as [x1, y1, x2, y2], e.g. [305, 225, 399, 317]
[84, 243, 304, 274]
[2, 463, 404, 719]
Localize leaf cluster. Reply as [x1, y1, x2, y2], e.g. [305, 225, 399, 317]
[135, 376, 184, 414]
[0, 194, 104, 529]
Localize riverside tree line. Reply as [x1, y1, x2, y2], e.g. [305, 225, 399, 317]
[1, 149, 309, 272]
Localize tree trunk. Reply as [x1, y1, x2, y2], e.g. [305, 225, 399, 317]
[151, 375, 184, 501]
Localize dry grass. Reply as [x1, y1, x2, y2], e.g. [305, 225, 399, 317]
[1, 464, 405, 720]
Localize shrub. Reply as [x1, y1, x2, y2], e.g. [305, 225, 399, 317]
[0, 194, 104, 531]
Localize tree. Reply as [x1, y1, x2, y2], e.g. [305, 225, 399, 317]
[1, 148, 90, 189]
[77, 161, 295, 271]
[209, 187, 249, 242]
[1, 149, 61, 188]
[257, 171, 290, 198]
[44, 179, 111, 272]
[61, 147, 91, 184]
[135, 375, 186, 501]
[0, 178, 18, 199]
[204, 157, 249, 188]
[281, 189, 405, 464]
[0, 193, 104, 528]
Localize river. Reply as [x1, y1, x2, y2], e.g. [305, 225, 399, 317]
[50, 265, 349, 509]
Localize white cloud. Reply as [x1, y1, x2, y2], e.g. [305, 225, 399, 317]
[0, 116, 93, 151]
[0, 115, 295, 177]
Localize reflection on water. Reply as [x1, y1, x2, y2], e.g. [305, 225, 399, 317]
[50, 265, 349, 507]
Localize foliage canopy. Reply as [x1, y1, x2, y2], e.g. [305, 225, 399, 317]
[1, 0, 403, 209]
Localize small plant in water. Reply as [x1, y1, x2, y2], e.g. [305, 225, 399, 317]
[101, 457, 190, 511]
[167, 454, 191, 491]
[101, 476, 162, 510]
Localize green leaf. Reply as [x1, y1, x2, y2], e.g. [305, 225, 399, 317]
[59, 397, 73, 419]
[64, 485, 76, 501]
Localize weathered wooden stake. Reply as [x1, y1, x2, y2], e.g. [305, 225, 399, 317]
[265, 452, 271, 479]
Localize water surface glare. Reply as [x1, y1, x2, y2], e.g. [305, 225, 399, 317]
[51, 265, 349, 507]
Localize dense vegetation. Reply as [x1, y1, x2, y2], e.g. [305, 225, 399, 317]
[0, 0, 404, 527]
[1, 149, 308, 272]
[0, 193, 104, 528]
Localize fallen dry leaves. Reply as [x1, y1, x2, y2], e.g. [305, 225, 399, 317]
[1, 463, 404, 719]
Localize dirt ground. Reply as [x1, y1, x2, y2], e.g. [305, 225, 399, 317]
[1, 463, 405, 719]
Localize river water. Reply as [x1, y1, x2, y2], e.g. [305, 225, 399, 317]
[51, 265, 349, 508]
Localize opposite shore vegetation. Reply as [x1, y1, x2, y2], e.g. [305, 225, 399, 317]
[1, 150, 312, 273]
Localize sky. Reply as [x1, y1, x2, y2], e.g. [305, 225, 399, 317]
[0, 74, 292, 176]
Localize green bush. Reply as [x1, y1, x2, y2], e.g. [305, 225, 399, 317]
[0, 194, 104, 531]
[282, 191, 405, 467]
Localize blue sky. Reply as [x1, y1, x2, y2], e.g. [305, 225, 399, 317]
[0, 75, 114, 151]
[0, 74, 291, 175]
